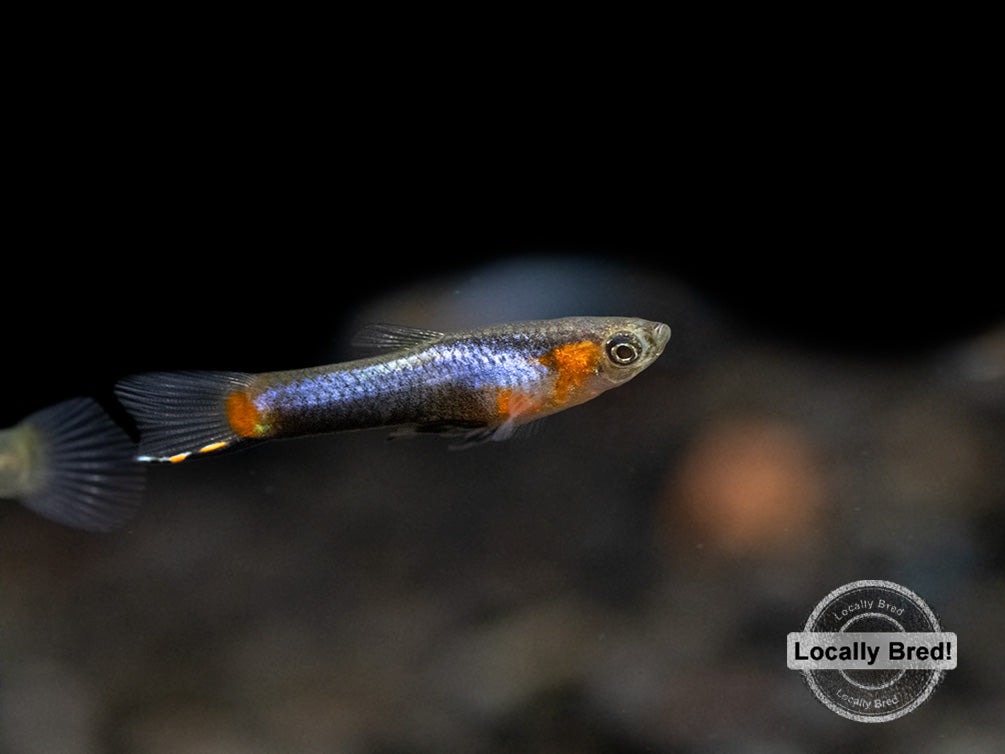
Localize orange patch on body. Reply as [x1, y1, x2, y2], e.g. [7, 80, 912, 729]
[539, 340, 602, 404]
[226, 391, 265, 438]
[493, 341, 601, 425]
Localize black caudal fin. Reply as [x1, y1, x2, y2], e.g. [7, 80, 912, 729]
[20, 398, 146, 532]
[115, 371, 256, 463]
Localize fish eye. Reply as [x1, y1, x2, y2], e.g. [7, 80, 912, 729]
[606, 334, 642, 365]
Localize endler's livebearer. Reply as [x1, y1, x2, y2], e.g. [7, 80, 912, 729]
[116, 316, 670, 463]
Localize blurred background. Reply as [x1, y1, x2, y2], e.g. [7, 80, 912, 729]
[2, 32, 1002, 754]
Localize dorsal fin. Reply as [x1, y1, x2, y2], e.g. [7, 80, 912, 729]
[351, 323, 446, 354]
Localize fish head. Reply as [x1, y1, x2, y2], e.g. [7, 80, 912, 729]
[531, 317, 670, 417]
[588, 317, 671, 386]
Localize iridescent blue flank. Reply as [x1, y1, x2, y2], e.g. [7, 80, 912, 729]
[253, 343, 548, 415]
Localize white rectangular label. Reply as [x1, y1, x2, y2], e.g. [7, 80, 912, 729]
[787, 632, 957, 670]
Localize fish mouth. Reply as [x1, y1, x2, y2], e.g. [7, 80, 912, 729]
[651, 322, 671, 352]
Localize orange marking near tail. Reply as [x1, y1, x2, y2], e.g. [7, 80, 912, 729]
[226, 391, 264, 438]
[539, 341, 601, 404]
[199, 441, 230, 454]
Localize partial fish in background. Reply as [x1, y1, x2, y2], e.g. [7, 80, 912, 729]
[0, 398, 145, 531]
[117, 316, 670, 463]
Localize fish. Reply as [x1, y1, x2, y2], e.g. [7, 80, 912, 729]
[0, 397, 146, 531]
[115, 316, 670, 463]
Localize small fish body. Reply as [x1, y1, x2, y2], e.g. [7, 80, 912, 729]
[0, 398, 145, 531]
[116, 316, 670, 463]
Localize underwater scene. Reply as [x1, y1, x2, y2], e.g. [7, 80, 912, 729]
[2, 249, 1001, 753]
[2, 52, 1002, 748]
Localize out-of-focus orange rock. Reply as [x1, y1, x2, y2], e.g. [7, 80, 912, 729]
[659, 416, 825, 561]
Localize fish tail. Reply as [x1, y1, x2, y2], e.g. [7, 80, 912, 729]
[115, 371, 258, 463]
[20, 398, 146, 532]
